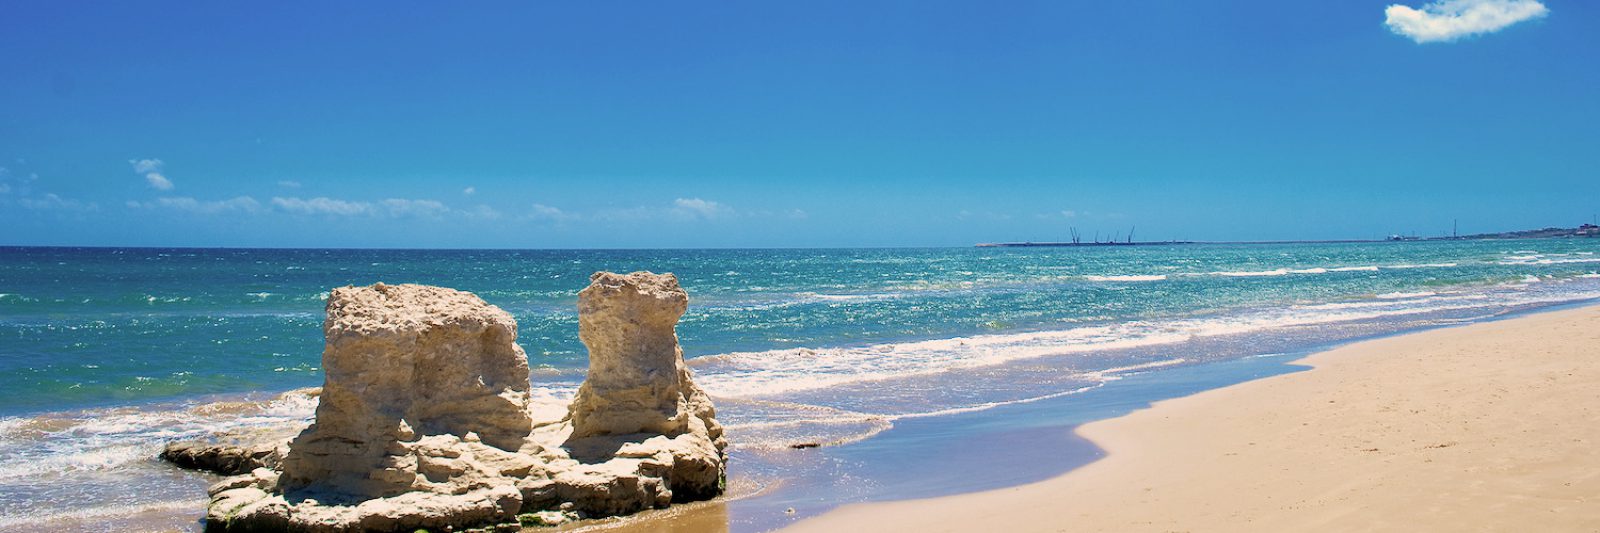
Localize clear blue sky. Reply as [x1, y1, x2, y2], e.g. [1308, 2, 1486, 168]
[1, 1, 1594, 248]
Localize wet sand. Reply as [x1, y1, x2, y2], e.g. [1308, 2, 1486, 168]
[782, 304, 1600, 532]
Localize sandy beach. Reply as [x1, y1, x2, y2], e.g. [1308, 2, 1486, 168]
[780, 304, 1600, 532]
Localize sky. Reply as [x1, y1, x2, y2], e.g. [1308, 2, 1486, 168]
[1, 0, 1595, 248]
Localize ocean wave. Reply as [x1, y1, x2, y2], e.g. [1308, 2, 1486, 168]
[689, 281, 1600, 400]
[1375, 291, 1438, 300]
[793, 291, 905, 303]
[1084, 274, 1167, 282]
[1196, 265, 1383, 277]
[1210, 269, 1290, 277]
[1295, 293, 1488, 311]
[1385, 263, 1458, 269]
[0, 390, 321, 483]
[1501, 257, 1600, 266]
[0, 499, 207, 530]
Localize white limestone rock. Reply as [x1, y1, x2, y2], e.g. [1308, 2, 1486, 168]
[201, 277, 726, 532]
[277, 283, 536, 498]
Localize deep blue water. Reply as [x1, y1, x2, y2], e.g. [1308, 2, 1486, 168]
[2, 241, 1599, 530]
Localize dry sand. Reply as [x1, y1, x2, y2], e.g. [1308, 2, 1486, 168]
[782, 305, 1600, 532]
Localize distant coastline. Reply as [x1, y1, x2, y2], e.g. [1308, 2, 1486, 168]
[979, 222, 1600, 248]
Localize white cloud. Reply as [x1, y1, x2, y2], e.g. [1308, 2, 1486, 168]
[130, 158, 174, 190]
[1385, 0, 1548, 43]
[277, 180, 302, 189]
[670, 197, 734, 219]
[463, 204, 502, 219]
[534, 199, 801, 224]
[271, 196, 375, 216]
[381, 198, 450, 218]
[145, 172, 174, 190]
[528, 203, 577, 222]
[132, 196, 263, 214]
[130, 159, 162, 173]
[19, 193, 96, 211]
[270, 196, 463, 218]
[462, 186, 476, 196]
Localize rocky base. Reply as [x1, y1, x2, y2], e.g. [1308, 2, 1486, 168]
[160, 389, 320, 476]
[162, 430, 293, 477]
[203, 421, 724, 532]
[195, 276, 726, 532]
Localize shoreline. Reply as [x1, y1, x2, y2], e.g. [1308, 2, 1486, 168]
[13, 300, 1598, 532]
[781, 303, 1600, 532]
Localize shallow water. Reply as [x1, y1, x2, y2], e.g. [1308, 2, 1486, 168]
[2, 241, 1598, 530]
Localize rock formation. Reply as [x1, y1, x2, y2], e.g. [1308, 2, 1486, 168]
[161, 424, 296, 476]
[199, 275, 726, 532]
[276, 282, 536, 498]
[565, 271, 727, 499]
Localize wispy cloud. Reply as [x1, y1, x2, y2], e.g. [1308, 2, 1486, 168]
[957, 210, 1013, 221]
[527, 203, 578, 222]
[463, 204, 502, 220]
[670, 197, 734, 219]
[20, 193, 97, 211]
[130, 158, 174, 190]
[2, 167, 94, 210]
[271, 196, 375, 216]
[1385, 0, 1548, 43]
[462, 186, 476, 196]
[0, 167, 14, 195]
[269, 196, 455, 218]
[276, 180, 302, 189]
[381, 198, 449, 218]
[130, 196, 263, 214]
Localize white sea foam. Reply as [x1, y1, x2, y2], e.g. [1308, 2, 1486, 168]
[1212, 268, 1290, 277]
[0, 499, 207, 529]
[1502, 257, 1600, 266]
[795, 291, 902, 303]
[0, 391, 320, 483]
[1330, 266, 1381, 272]
[1376, 291, 1437, 300]
[1385, 263, 1458, 269]
[1084, 274, 1167, 282]
[1295, 294, 1488, 311]
[690, 281, 1600, 400]
[885, 384, 1105, 420]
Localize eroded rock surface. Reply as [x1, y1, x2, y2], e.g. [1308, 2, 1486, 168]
[201, 276, 726, 532]
[162, 426, 296, 476]
[160, 388, 320, 476]
[566, 271, 727, 499]
[277, 283, 536, 498]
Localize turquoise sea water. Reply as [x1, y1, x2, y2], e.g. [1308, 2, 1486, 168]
[2, 241, 1599, 530]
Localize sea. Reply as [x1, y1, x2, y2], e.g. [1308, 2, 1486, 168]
[3, 240, 1599, 531]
